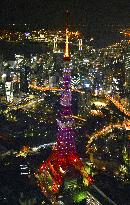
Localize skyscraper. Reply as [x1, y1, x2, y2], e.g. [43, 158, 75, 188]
[20, 65, 30, 93]
[125, 45, 130, 91]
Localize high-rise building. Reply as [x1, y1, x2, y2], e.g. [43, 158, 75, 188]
[78, 39, 83, 51]
[78, 90, 91, 117]
[125, 45, 130, 110]
[13, 74, 20, 97]
[5, 81, 13, 102]
[0, 82, 6, 97]
[20, 66, 30, 93]
[125, 46, 130, 91]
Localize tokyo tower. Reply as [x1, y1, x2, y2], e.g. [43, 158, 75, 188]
[35, 24, 93, 204]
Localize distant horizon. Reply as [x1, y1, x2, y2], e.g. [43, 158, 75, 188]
[0, 0, 129, 29]
[0, 22, 129, 33]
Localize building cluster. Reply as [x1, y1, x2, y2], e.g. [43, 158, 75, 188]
[0, 26, 130, 205]
[0, 29, 129, 113]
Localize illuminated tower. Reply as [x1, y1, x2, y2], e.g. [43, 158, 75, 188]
[56, 27, 76, 158]
[35, 25, 93, 204]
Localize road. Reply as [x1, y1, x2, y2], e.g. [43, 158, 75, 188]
[86, 191, 102, 205]
[87, 119, 130, 150]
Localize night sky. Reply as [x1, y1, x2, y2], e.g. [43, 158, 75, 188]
[0, 0, 129, 28]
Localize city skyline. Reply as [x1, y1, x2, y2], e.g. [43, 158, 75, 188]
[0, 1, 130, 205]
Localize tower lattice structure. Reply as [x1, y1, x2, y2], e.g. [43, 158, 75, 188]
[35, 27, 93, 204]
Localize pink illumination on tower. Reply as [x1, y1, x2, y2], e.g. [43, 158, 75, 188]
[35, 24, 93, 204]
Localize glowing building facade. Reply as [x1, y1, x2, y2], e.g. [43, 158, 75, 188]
[125, 46, 130, 90]
[125, 45, 130, 110]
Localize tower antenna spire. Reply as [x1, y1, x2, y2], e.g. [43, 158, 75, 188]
[64, 10, 70, 61]
[66, 9, 69, 28]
